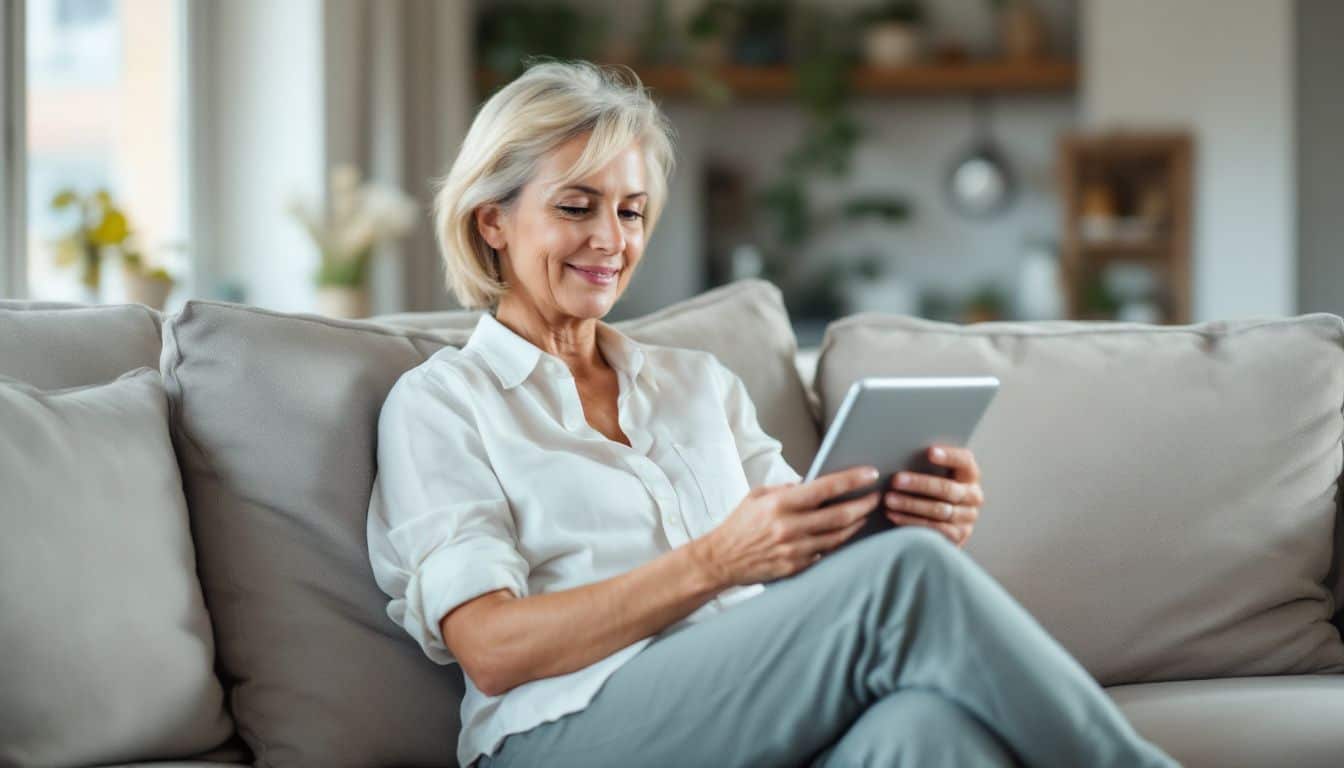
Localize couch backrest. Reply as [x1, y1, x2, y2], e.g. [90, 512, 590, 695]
[0, 299, 254, 766]
[0, 300, 162, 387]
[816, 311, 1344, 685]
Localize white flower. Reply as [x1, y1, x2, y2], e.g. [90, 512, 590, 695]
[286, 164, 419, 282]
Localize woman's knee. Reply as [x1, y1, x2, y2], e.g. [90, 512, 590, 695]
[820, 690, 1018, 767]
[844, 525, 963, 576]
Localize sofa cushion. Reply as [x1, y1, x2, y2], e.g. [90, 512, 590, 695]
[371, 279, 821, 474]
[0, 300, 162, 387]
[160, 279, 816, 768]
[815, 313, 1344, 685]
[1107, 676, 1344, 768]
[0, 368, 235, 767]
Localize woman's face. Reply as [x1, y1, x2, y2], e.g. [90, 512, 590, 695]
[477, 133, 649, 322]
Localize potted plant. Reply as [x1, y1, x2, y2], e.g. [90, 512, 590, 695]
[686, 0, 735, 67]
[287, 164, 418, 319]
[857, 0, 925, 69]
[962, 281, 1009, 323]
[120, 246, 179, 311]
[49, 188, 128, 302]
[48, 188, 178, 307]
[985, 0, 1048, 60]
[840, 251, 917, 316]
[732, 0, 791, 66]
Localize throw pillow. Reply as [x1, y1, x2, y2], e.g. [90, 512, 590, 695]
[815, 312, 1344, 685]
[0, 368, 235, 766]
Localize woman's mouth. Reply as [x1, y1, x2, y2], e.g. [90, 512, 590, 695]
[565, 263, 619, 285]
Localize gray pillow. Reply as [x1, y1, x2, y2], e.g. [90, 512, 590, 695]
[815, 312, 1344, 685]
[0, 368, 235, 767]
[0, 301, 162, 388]
[160, 279, 817, 768]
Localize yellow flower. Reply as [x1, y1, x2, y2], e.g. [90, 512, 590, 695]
[89, 209, 129, 245]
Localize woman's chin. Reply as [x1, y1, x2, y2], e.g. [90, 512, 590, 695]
[559, 288, 619, 319]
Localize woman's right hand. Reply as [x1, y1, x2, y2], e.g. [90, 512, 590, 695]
[691, 465, 882, 588]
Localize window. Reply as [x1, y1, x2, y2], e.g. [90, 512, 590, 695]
[24, 0, 187, 303]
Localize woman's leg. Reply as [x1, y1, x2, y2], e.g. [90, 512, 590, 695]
[807, 689, 1019, 768]
[477, 527, 1175, 768]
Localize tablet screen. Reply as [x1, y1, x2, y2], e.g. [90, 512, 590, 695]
[805, 376, 999, 504]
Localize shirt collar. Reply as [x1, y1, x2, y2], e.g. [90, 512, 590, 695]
[465, 312, 658, 394]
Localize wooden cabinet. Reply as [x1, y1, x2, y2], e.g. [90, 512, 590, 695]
[1057, 132, 1193, 323]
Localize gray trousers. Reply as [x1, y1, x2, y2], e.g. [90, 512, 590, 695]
[477, 527, 1178, 768]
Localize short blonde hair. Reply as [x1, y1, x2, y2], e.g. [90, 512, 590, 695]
[433, 59, 677, 309]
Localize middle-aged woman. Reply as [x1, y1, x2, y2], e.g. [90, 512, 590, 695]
[366, 60, 1177, 768]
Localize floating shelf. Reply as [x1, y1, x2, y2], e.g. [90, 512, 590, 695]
[477, 59, 1078, 99]
[1058, 132, 1194, 324]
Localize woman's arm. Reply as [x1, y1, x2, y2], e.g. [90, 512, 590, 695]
[442, 538, 724, 697]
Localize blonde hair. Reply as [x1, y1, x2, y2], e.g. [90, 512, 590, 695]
[433, 59, 677, 309]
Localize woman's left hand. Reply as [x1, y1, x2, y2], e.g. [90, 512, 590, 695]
[882, 445, 984, 548]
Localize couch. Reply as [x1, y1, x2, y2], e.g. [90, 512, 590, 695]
[2, 278, 1342, 768]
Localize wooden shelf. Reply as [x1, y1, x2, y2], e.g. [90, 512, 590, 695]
[1071, 238, 1171, 260]
[478, 59, 1077, 99]
[1057, 132, 1194, 324]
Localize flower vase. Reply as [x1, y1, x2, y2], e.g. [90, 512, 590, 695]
[123, 264, 174, 310]
[316, 285, 370, 319]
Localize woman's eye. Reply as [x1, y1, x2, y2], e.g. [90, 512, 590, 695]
[556, 205, 644, 221]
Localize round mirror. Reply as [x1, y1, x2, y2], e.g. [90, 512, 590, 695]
[945, 98, 1016, 218]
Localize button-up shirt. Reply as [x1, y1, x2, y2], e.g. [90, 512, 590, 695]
[366, 311, 802, 768]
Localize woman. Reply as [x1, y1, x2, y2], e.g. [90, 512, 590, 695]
[366, 60, 1177, 768]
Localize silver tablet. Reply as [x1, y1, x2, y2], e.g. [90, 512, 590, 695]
[805, 376, 1000, 516]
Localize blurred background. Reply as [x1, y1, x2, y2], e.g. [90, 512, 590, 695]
[1, 0, 1338, 346]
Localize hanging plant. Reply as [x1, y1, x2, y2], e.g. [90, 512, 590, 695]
[748, 3, 912, 318]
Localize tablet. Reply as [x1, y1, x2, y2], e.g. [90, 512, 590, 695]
[805, 377, 1000, 521]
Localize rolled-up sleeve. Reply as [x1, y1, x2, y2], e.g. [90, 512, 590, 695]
[366, 367, 530, 666]
[710, 356, 803, 490]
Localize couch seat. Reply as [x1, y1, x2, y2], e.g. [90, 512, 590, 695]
[1108, 675, 1344, 767]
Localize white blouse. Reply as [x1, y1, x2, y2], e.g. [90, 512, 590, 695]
[366, 311, 803, 768]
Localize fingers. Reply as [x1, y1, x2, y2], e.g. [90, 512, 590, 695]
[927, 444, 981, 483]
[795, 489, 879, 535]
[800, 514, 869, 558]
[883, 491, 980, 525]
[782, 465, 879, 511]
[890, 470, 984, 508]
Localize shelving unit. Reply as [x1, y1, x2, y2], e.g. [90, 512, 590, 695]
[478, 59, 1077, 99]
[1057, 131, 1194, 324]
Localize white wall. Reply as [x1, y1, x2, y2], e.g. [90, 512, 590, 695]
[1296, 0, 1344, 317]
[196, 0, 325, 312]
[1081, 0, 1296, 321]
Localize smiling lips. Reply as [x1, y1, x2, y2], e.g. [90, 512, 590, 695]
[565, 263, 620, 284]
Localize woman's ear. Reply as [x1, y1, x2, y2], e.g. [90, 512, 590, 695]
[474, 203, 508, 251]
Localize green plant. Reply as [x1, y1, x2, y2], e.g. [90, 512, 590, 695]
[850, 252, 885, 280]
[965, 282, 1008, 316]
[49, 188, 131, 290]
[1080, 271, 1121, 317]
[857, 0, 926, 26]
[743, 3, 912, 317]
[732, 0, 792, 66]
[688, 0, 734, 39]
[475, 2, 608, 86]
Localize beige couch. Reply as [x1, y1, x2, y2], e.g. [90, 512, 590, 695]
[2, 278, 1342, 768]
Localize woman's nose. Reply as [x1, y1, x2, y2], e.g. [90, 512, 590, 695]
[590, 207, 626, 255]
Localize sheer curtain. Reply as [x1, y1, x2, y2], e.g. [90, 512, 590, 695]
[324, 0, 474, 315]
